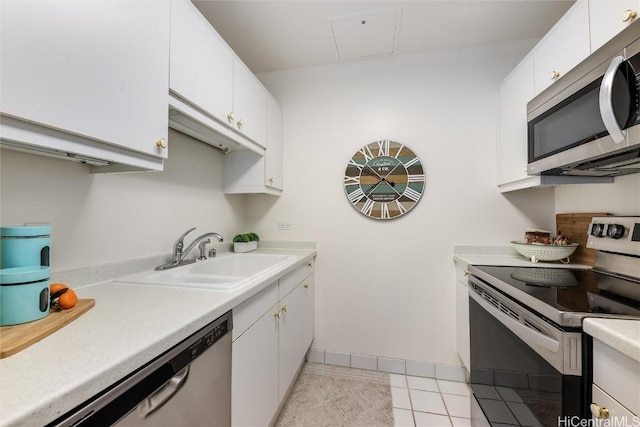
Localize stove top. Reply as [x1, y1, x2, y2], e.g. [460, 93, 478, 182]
[469, 265, 640, 328]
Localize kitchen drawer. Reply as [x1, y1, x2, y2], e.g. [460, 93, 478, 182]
[591, 384, 637, 422]
[593, 338, 640, 415]
[232, 281, 278, 341]
[279, 259, 314, 299]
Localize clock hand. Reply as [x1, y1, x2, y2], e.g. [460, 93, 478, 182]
[364, 179, 383, 197]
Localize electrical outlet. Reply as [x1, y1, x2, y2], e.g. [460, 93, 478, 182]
[278, 222, 292, 231]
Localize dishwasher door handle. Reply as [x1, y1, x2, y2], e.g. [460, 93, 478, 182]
[137, 366, 190, 418]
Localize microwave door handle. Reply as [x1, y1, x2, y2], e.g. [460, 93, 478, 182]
[599, 55, 626, 144]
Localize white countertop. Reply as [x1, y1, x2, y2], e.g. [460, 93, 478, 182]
[0, 247, 316, 427]
[583, 318, 640, 363]
[453, 245, 590, 269]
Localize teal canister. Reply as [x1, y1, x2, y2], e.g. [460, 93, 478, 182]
[0, 266, 50, 326]
[1, 226, 51, 268]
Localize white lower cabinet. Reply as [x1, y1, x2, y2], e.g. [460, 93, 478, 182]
[232, 259, 315, 426]
[454, 261, 470, 374]
[590, 338, 639, 423]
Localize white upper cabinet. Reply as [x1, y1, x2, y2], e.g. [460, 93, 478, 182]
[224, 95, 283, 195]
[0, 0, 169, 171]
[169, 0, 233, 122]
[497, 54, 536, 191]
[168, 0, 267, 154]
[232, 60, 268, 146]
[589, 0, 640, 52]
[533, 0, 590, 95]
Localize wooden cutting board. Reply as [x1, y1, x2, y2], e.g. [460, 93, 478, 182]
[555, 213, 609, 266]
[0, 299, 95, 358]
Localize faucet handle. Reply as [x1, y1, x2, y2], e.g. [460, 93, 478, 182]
[173, 227, 196, 261]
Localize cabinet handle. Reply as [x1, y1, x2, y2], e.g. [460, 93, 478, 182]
[551, 71, 560, 80]
[280, 305, 288, 313]
[227, 112, 234, 123]
[589, 403, 610, 419]
[274, 312, 281, 319]
[304, 284, 310, 290]
[622, 9, 637, 22]
[237, 118, 244, 128]
[155, 138, 168, 149]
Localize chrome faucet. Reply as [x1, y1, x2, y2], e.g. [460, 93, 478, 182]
[155, 228, 224, 270]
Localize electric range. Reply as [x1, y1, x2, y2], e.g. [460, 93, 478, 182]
[466, 216, 640, 426]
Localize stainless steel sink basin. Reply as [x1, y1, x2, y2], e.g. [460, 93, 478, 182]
[116, 253, 294, 290]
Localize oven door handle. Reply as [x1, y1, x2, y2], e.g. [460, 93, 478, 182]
[469, 289, 560, 353]
[599, 55, 626, 144]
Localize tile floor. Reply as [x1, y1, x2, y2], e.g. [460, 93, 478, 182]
[390, 373, 487, 427]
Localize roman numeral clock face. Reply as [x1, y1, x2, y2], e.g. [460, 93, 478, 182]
[344, 141, 425, 219]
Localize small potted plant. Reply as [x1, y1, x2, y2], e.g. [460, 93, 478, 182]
[233, 232, 259, 253]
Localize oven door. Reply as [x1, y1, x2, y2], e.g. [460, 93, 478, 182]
[468, 277, 585, 426]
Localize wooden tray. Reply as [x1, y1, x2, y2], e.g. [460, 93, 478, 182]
[0, 299, 95, 358]
[556, 213, 609, 266]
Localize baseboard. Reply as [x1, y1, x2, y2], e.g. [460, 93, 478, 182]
[306, 348, 468, 383]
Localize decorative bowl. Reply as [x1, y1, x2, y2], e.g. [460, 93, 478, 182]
[510, 241, 578, 263]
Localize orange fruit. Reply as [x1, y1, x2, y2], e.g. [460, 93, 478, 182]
[58, 288, 78, 309]
[50, 283, 68, 295]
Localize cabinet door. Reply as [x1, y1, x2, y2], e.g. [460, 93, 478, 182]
[266, 96, 284, 190]
[302, 275, 315, 351]
[233, 59, 268, 146]
[0, 0, 169, 158]
[169, 0, 234, 123]
[232, 305, 279, 427]
[533, 0, 590, 94]
[278, 284, 306, 402]
[497, 55, 535, 185]
[456, 279, 470, 372]
[590, 0, 640, 52]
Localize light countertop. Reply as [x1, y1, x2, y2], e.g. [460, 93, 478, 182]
[0, 246, 316, 427]
[583, 318, 640, 363]
[453, 245, 590, 269]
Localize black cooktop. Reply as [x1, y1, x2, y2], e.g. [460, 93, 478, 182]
[472, 265, 640, 318]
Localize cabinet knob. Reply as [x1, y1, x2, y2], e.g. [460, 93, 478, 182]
[589, 403, 610, 419]
[274, 311, 281, 319]
[622, 9, 638, 22]
[227, 112, 234, 123]
[237, 119, 244, 128]
[155, 138, 168, 149]
[464, 271, 469, 277]
[307, 263, 312, 269]
[304, 284, 310, 290]
[268, 177, 274, 185]
[280, 305, 288, 313]
[551, 71, 560, 80]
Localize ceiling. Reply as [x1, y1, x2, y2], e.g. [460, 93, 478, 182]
[193, 0, 575, 74]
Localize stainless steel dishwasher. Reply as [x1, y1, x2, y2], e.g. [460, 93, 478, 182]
[50, 311, 232, 427]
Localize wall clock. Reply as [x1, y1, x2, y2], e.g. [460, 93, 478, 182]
[344, 140, 425, 219]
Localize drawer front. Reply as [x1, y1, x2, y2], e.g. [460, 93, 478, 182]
[593, 338, 640, 416]
[591, 384, 637, 423]
[233, 280, 278, 341]
[279, 258, 314, 299]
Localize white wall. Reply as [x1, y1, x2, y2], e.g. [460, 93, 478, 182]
[0, 129, 246, 272]
[251, 41, 557, 366]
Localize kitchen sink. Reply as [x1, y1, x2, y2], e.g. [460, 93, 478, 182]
[116, 253, 294, 290]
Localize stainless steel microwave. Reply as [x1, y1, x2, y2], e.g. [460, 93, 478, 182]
[527, 21, 640, 177]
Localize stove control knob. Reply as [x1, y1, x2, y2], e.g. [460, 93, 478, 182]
[591, 223, 606, 237]
[607, 224, 625, 239]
